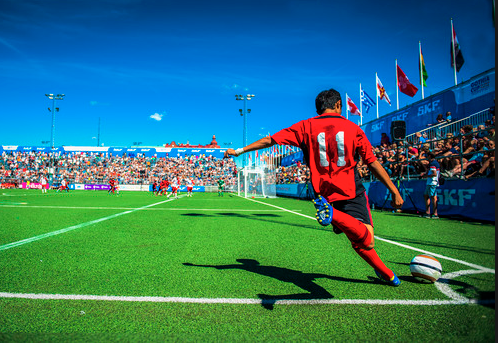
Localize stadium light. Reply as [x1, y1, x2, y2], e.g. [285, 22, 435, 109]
[235, 93, 255, 167]
[45, 93, 65, 148]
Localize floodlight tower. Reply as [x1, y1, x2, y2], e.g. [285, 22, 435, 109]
[45, 93, 65, 148]
[235, 94, 255, 167]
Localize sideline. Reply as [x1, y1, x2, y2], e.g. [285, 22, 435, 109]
[0, 291, 489, 306]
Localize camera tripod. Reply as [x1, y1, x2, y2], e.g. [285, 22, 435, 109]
[298, 181, 315, 200]
[380, 142, 419, 213]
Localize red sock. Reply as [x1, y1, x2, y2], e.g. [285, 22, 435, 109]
[354, 247, 394, 280]
[332, 209, 371, 247]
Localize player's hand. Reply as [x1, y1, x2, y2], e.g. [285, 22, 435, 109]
[224, 149, 236, 158]
[390, 192, 404, 209]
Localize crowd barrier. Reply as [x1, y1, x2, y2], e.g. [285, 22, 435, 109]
[276, 178, 495, 222]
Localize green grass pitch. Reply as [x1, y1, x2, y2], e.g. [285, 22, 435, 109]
[0, 189, 495, 341]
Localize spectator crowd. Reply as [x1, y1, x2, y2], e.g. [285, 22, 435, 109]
[0, 153, 238, 188]
[1, 116, 494, 189]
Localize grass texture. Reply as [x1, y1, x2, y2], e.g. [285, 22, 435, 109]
[0, 189, 495, 341]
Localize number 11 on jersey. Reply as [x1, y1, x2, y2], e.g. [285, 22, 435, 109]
[318, 131, 345, 168]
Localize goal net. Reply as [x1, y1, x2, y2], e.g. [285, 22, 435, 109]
[237, 166, 276, 198]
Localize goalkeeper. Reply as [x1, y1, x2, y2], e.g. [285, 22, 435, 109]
[225, 88, 404, 286]
[217, 177, 225, 197]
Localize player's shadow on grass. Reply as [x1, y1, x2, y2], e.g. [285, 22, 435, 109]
[181, 212, 328, 232]
[378, 235, 495, 256]
[183, 259, 374, 310]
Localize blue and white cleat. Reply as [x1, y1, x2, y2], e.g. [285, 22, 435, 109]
[312, 195, 333, 226]
[375, 270, 401, 287]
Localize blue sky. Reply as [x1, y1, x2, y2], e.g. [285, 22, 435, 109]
[0, 0, 494, 148]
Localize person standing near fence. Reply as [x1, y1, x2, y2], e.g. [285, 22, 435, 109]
[420, 152, 440, 219]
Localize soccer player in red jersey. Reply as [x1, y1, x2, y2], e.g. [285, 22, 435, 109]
[159, 178, 170, 196]
[108, 177, 117, 195]
[225, 88, 404, 286]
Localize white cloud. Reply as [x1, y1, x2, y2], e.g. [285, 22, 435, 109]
[150, 112, 164, 121]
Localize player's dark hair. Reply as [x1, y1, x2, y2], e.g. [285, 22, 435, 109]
[315, 88, 342, 114]
[427, 152, 436, 159]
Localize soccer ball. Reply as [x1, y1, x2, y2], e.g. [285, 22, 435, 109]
[409, 255, 442, 283]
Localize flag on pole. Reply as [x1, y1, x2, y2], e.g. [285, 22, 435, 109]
[451, 22, 465, 72]
[419, 45, 428, 87]
[396, 65, 418, 97]
[376, 75, 391, 105]
[360, 87, 376, 113]
[346, 94, 361, 116]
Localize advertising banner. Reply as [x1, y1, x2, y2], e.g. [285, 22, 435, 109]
[366, 178, 495, 222]
[21, 182, 43, 189]
[149, 185, 206, 192]
[83, 184, 111, 190]
[276, 183, 311, 199]
[281, 151, 304, 167]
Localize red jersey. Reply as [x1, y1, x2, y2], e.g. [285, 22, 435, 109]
[271, 113, 376, 202]
[160, 180, 169, 188]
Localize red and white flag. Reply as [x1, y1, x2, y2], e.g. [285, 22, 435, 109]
[397, 65, 418, 97]
[376, 74, 391, 105]
[346, 94, 361, 116]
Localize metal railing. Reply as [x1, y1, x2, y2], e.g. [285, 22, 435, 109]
[405, 108, 492, 145]
[371, 126, 495, 182]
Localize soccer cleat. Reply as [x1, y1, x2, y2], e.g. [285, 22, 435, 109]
[312, 195, 333, 226]
[375, 270, 401, 287]
[421, 213, 431, 219]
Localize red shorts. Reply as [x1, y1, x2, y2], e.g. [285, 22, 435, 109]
[187, 187, 193, 192]
[172, 187, 178, 192]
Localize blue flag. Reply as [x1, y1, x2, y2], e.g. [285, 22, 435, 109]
[360, 88, 376, 113]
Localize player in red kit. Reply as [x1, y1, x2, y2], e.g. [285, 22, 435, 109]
[225, 88, 404, 286]
[108, 177, 117, 195]
[159, 179, 170, 196]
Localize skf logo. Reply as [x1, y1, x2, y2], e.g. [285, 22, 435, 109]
[417, 100, 441, 116]
[437, 189, 476, 206]
[371, 121, 385, 133]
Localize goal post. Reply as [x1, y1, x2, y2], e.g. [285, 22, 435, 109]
[237, 166, 276, 198]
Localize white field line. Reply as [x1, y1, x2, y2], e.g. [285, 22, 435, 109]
[242, 196, 495, 274]
[0, 291, 488, 306]
[0, 204, 299, 212]
[435, 269, 490, 302]
[0, 196, 186, 252]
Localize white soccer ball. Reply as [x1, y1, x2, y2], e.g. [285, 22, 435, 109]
[409, 254, 442, 283]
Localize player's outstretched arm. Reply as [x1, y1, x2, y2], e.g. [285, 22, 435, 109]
[224, 136, 275, 158]
[367, 160, 404, 209]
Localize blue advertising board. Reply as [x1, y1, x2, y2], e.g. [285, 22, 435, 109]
[366, 178, 495, 222]
[281, 150, 304, 167]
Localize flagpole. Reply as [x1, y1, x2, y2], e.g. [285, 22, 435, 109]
[359, 83, 363, 126]
[395, 59, 399, 110]
[419, 41, 425, 100]
[345, 93, 349, 120]
[375, 73, 379, 119]
[451, 18, 458, 86]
